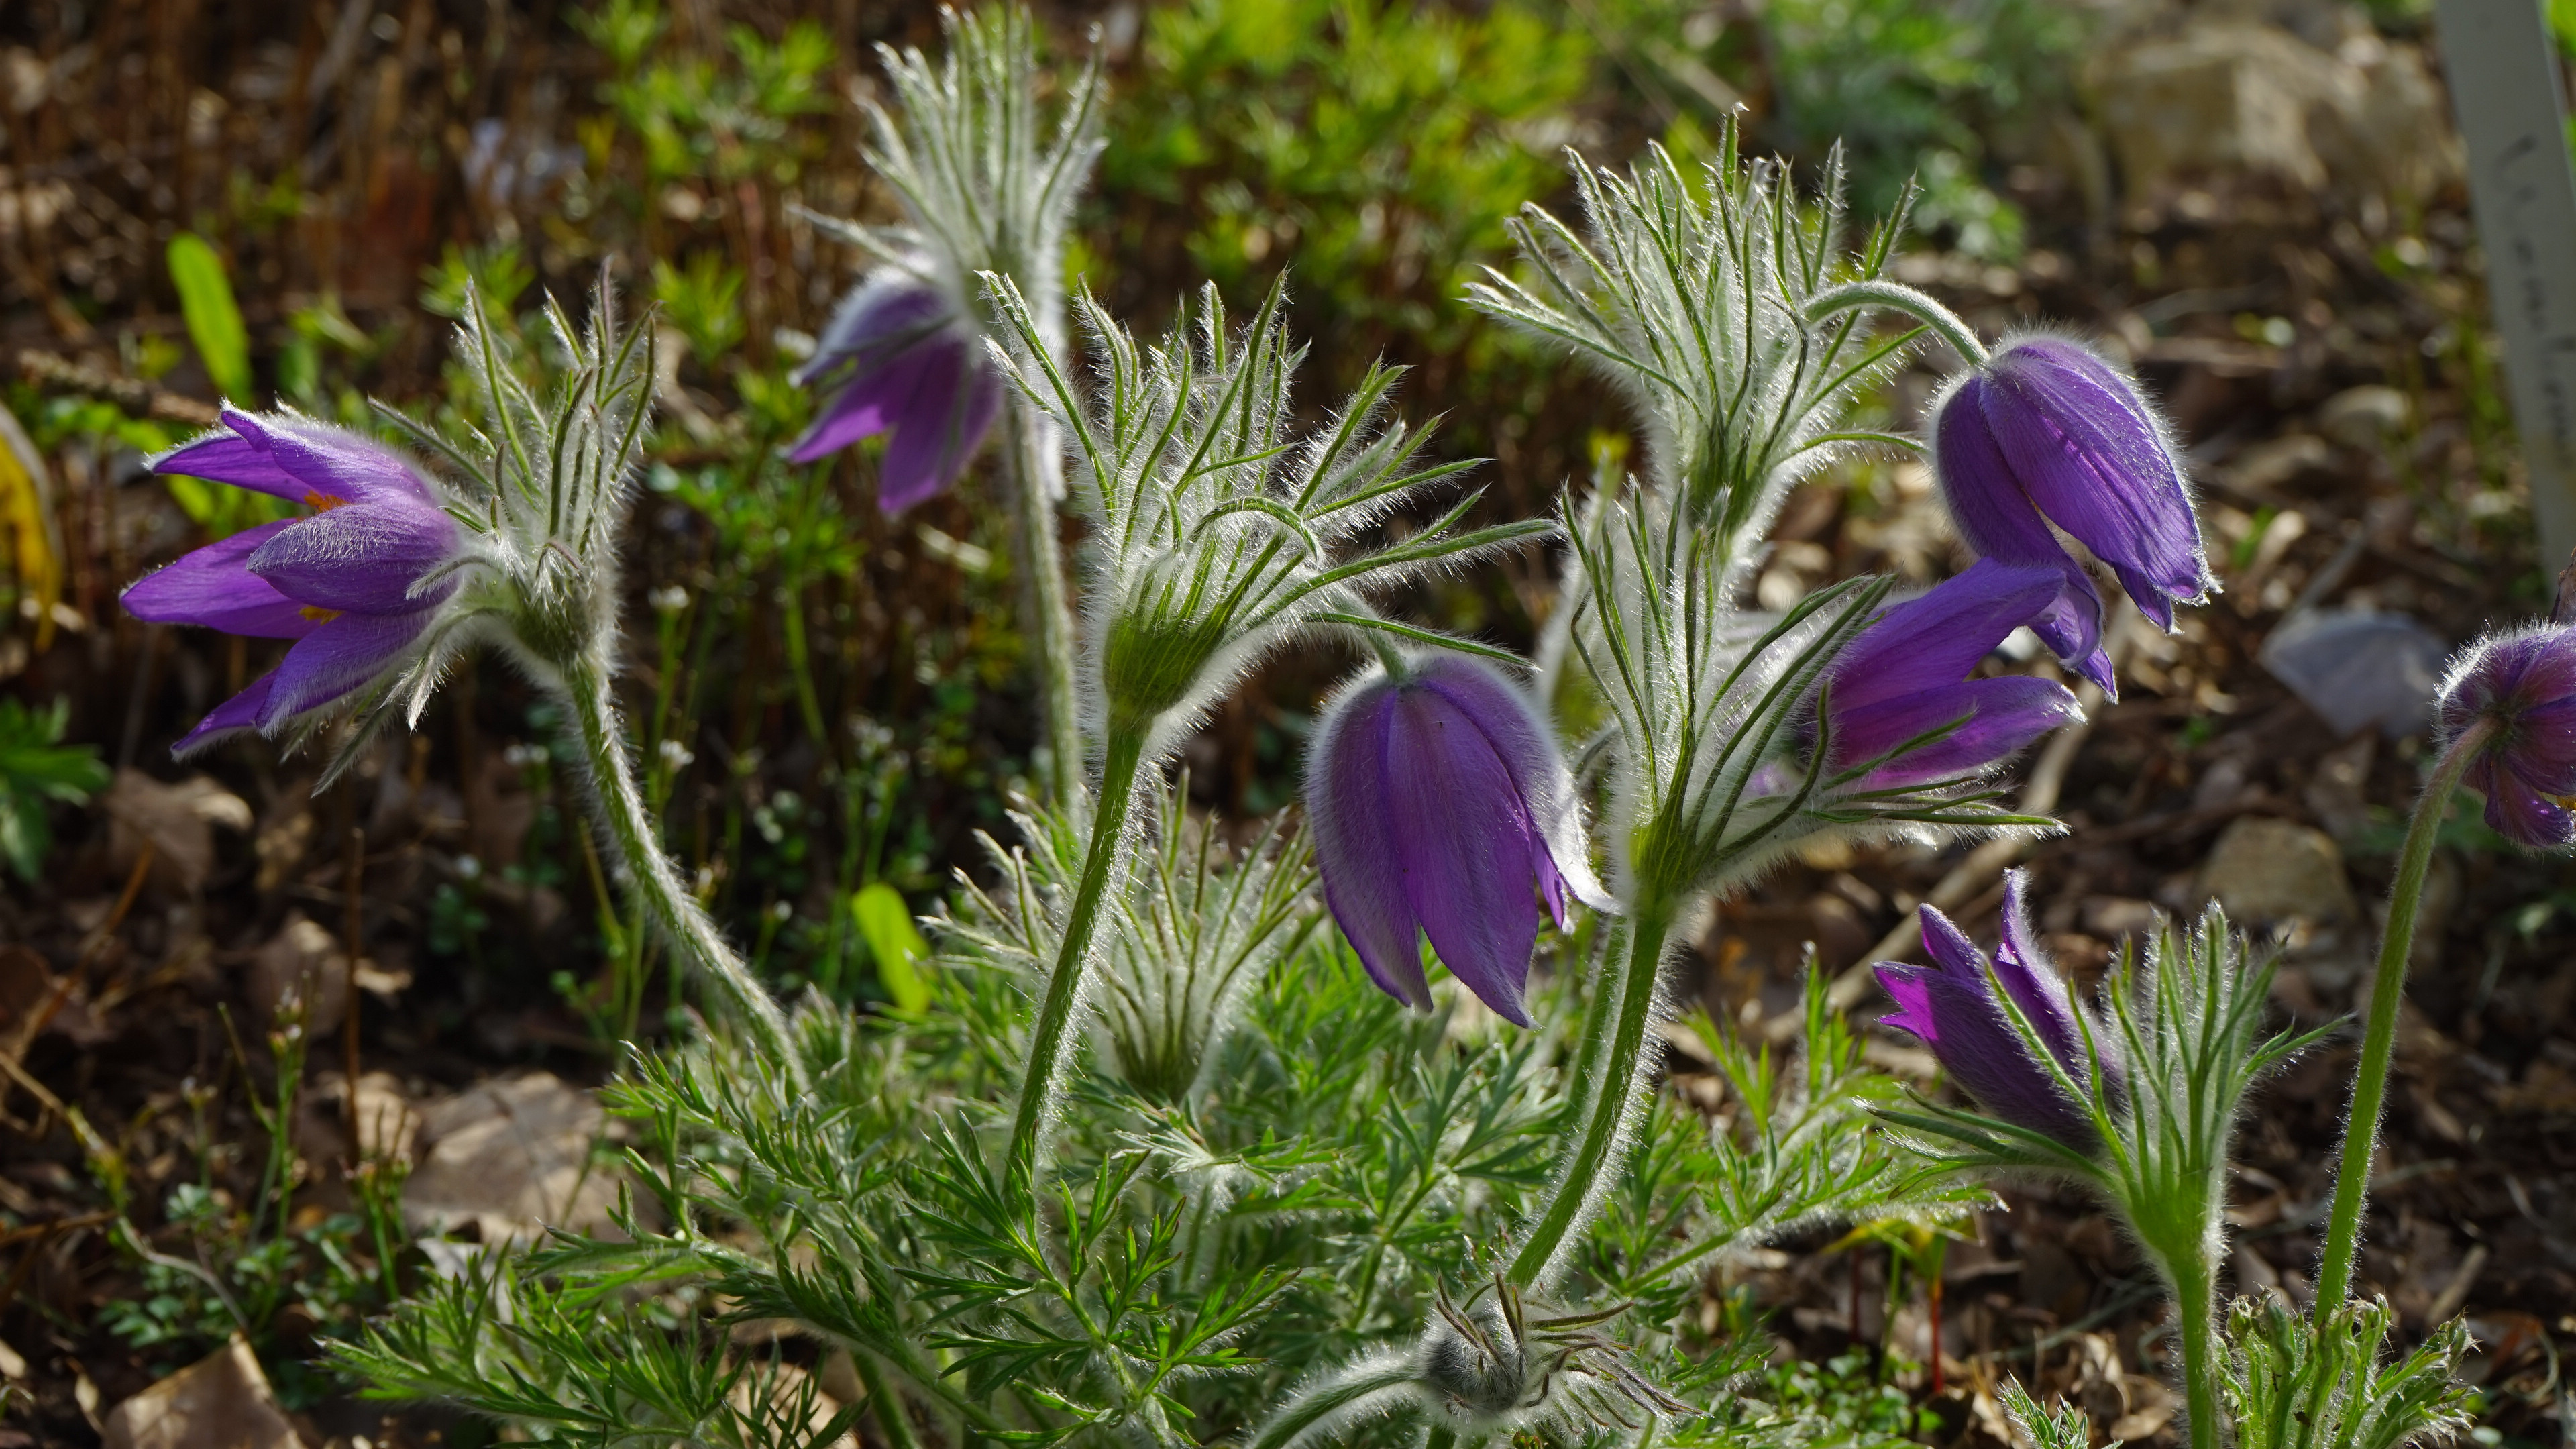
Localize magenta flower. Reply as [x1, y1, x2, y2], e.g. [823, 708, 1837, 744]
[2436, 625, 2576, 849]
[122, 408, 464, 755]
[1826, 560, 2084, 790]
[789, 271, 1003, 513]
[1929, 336, 2214, 694]
[1876, 871, 2116, 1152]
[1305, 655, 1611, 1026]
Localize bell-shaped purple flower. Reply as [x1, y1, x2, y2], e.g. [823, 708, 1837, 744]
[122, 408, 464, 755]
[1305, 655, 1611, 1026]
[1875, 871, 2117, 1152]
[788, 270, 1003, 513]
[1930, 335, 2215, 695]
[1826, 559, 2084, 790]
[2436, 625, 2576, 848]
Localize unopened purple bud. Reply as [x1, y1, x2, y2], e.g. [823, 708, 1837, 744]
[790, 270, 1002, 513]
[1827, 559, 2083, 790]
[123, 407, 463, 754]
[1874, 871, 2116, 1152]
[1929, 336, 2214, 695]
[1305, 655, 1611, 1026]
[2436, 624, 2576, 849]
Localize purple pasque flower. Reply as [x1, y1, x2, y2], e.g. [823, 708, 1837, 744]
[122, 407, 464, 755]
[2436, 624, 2576, 848]
[1929, 335, 2215, 694]
[1305, 653, 1611, 1026]
[1875, 870, 2117, 1152]
[1825, 559, 2084, 790]
[789, 267, 1003, 514]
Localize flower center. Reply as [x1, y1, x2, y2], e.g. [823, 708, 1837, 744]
[299, 606, 344, 624]
[301, 490, 349, 512]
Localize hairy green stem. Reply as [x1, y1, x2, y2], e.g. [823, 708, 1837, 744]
[2313, 718, 2491, 1316]
[2171, 1249, 2222, 1449]
[558, 655, 804, 1091]
[1000, 404, 1086, 809]
[1245, 1355, 1421, 1449]
[1801, 280, 1989, 367]
[1509, 894, 1679, 1289]
[1006, 725, 1148, 1196]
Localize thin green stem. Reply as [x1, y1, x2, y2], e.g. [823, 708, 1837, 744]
[2313, 718, 2492, 1316]
[557, 655, 805, 1093]
[2171, 1250, 2222, 1449]
[1244, 1354, 1421, 1449]
[1006, 725, 1148, 1197]
[1801, 280, 1989, 366]
[1000, 403, 1086, 809]
[1509, 894, 1678, 1289]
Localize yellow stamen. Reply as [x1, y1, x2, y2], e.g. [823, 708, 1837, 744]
[301, 490, 348, 512]
[299, 606, 343, 624]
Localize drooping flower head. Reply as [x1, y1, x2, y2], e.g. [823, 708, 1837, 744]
[1823, 559, 2085, 790]
[2436, 624, 2576, 848]
[788, 268, 1002, 513]
[1930, 335, 2215, 694]
[123, 408, 468, 754]
[1306, 654, 1611, 1026]
[793, 7, 1102, 511]
[1874, 871, 2118, 1153]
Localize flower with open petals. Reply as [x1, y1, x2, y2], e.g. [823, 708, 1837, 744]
[1825, 559, 2084, 790]
[1875, 870, 2116, 1152]
[789, 269, 1002, 513]
[1930, 336, 2214, 694]
[1305, 655, 1611, 1026]
[2436, 624, 2576, 848]
[123, 408, 464, 754]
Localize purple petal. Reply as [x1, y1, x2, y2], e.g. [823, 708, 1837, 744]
[1835, 561, 2065, 714]
[1876, 963, 1942, 1043]
[1835, 676, 2080, 788]
[257, 611, 433, 727]
[245, 499, 461, 614]
[875, 341, 1002, 513]
[1381, 684, 1544, 1026]
[121, 521, 321, 639]
[172, 672, 279, 756]
[1980, 338, 2211, 621]
[2485, 757, 2576, 849]
[152, 407, 436, 507]
[1411, 656, 1613, 913]
[1988, 871, 2091, 1076]
[792, 273, 955, 388]
[1933, 376, 2094, 577]
[1308, 680, 1433, 1012]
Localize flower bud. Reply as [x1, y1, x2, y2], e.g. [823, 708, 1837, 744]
[2436, 624, 2576, 848]
[1929, 335, 2214, 693]
[1305, 655, 1609, 1026]
[1874, 871, 2116, 1152]
[124, 408, 466, 753]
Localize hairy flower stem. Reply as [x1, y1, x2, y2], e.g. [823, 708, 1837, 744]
[1246, 1354, 1419, 1449]
[1000, 405, 1085, 808]
[1006, 724, 1148, 1197]
[557, 656, 805, 1092]
[1509, 892, 1680, 1289]
[2169, 1247, 2222, 1449]
[1802, 280, 1990, 367]
[2314, 718, 2493, 1316]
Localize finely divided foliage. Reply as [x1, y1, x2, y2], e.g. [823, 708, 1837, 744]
[986, 275, 1544, 745]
